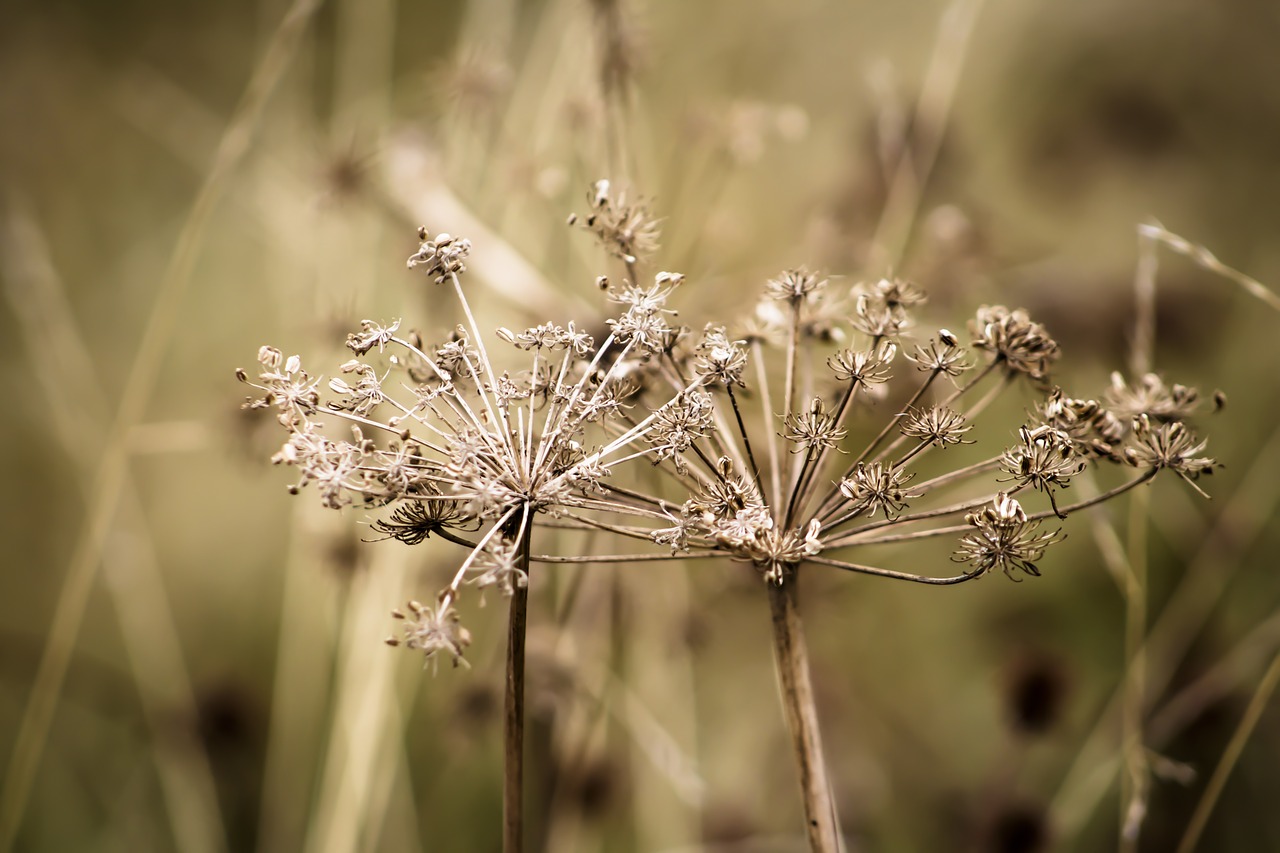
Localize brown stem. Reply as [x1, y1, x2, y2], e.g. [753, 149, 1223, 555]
[504, 530, 532, 853]
[767, 572, 841, 852]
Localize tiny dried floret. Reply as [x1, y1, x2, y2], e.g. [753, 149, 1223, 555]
[407, 229, 472, 284]
[685, 456, 762, 522]
[900, 405, 972, 447]
[1000, 424, 1085, 517]
[347, 319, 402, 355]
[827, 341, 897, 385]
[970, 306, 1060, 384]
[1037, 389, 1126, 460]
[327, 360, 386, 416]
[496, 322, 594, 354]
[1106, 372, 1202, 422]
[782, 397, 848, 453]
[574, 179, 661, 263]
[1124, 416, 1217, 495]
[606, 272, 685, 354]
[241, 346, 321, 427]
[858, 277, 927, 312]
[953, 493, 1064, 580]
[766, 267, 827, 302]
[469, 538, 529, 598]
[429, 328, 479, 382]
[649, 390, 715, 472]
[371, 487, 479, 545]
[907, 330, 971, 376]
[838, 461, 917, 519]
[694, 324, 749, 386]
[387, 599, 472, 669]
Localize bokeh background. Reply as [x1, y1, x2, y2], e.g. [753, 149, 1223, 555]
[3, 0, 1280, 850]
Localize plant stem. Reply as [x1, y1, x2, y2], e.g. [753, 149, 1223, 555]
[504, 525, 533, 853]
[767, 572, 841, 853]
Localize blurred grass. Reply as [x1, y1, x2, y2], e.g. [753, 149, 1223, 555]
[3, 0, 1280, 851]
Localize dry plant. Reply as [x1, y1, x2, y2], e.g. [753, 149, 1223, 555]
[239, 174, 1222, 851]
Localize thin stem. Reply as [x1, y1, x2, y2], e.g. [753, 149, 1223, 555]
[910, 455, 1002, 494]
[766, 573, 841, 853]
[806, 555, 983, 585]
[727, 384, 764, 495]
[1119, 487, 1150, 852]
[531, 551, 731, 564]
[855, 371, 939, 466]
[450, 273, 517, 461]
[812, 368, 942, 522]
[1175, 649, 1280, 853]
[937, 356, 1000, 410]
[781, 298, 803, 520]
[788, 383, 860, 529]
[753, 340, 784, 512]
[827, 470, 1159, 550]
[504, 511, 533, 853]
[785, 444, 821, 529]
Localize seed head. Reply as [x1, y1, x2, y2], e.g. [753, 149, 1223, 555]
[970, 306, 1060, 384]
[907, 329, 971, 376]
[827, 341, 897, 385]
[999, 425, 1085, 517]
[782, 397, 848, 453]
[1106, 372, 1203, 422]
[1124, 416, 1218, 494]
[953, 493, 1065, 580]
[900, 405, 973, 447]
[408, 230, 472, 283]
[766, 267, 826, 302]
[838, 461, 917, 519]
[694, 324, 749, 386]
[387, 599, 473, 670]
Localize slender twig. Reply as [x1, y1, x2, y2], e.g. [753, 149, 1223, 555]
[504, 510, 534, 853]
[1119, 488, 1151, 853]
[727, 384, 764, 493]
[1175, 649, 1280, 853]
[806, 555, 983, 585]
[767, 574, 841, 852]
[1139, 221, 1280, 314]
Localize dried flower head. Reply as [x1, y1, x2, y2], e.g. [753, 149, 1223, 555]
[407, 229, 472, 283]
[900, 405, 973, 448]
[387, 598, 473, 671]
[970, 306, 1060, 385]
[240, 223, 705, 665]
[952, 493, 1065, 580]
[1124, 416, 1217, 496]
[907, 329, 971, 377]
[999, 424, 1085, 517]
[1106, 371, 1203, 422]
[767, 268, 827, 302]
[827, 341, 897, 385]
[694, 325, 749, 386]
[572, 179, 661, 265]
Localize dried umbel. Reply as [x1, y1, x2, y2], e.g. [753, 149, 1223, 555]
[237, 189, 1221, 853]
[239, 213, 1221, 683]
[239, 229, 700, 667]
[572, 271, 1217, 587]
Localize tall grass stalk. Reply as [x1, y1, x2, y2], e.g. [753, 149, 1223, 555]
[0, 3, 320, 847]
[1175, 649, 1280, 853]
[1, 202, 229, 853]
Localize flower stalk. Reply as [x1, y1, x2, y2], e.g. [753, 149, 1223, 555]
[768, 572, 841, 853]
[503, 522, 532, 853]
